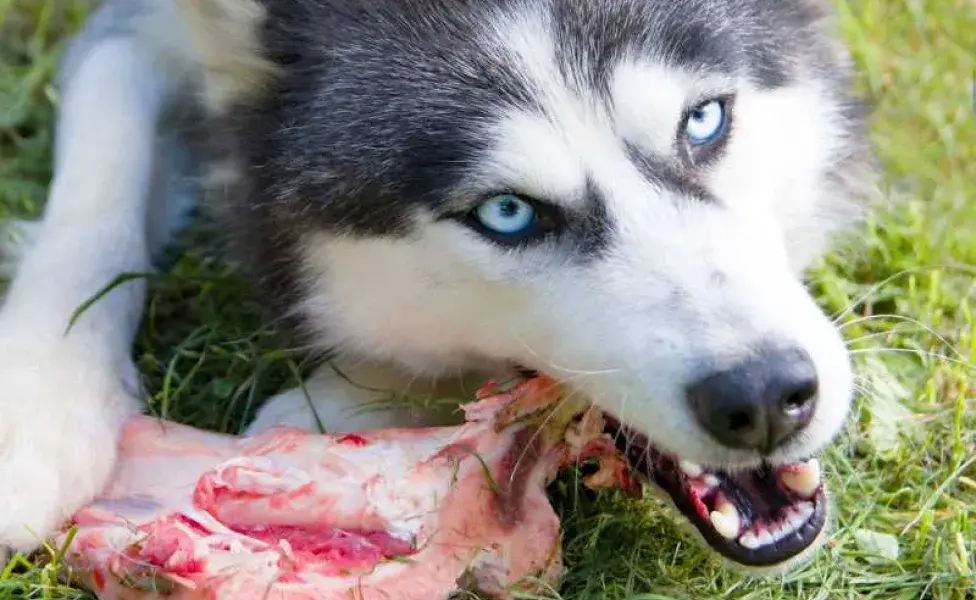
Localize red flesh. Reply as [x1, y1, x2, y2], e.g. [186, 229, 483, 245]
[55, 377, 628, 600]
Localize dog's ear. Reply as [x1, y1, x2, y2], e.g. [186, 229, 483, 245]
[174, 0, 278, 114]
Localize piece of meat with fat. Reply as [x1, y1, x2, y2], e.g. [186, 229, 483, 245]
[56, 377, 635, 600]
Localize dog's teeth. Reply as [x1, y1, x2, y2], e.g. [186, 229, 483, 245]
[709, 496, 740, 539]
[703, 474, 720, 488]
[770, 522, 793, 542]
[717, 495, 740, 520]
[737, 501, 818, 551]
[709, 510, 739, 540]
[788, 502, 815, 526]
[781, 458, 821, 498]
[709, 498, 741, 540]
[784, 509, 807, 533]
[739, 531, 760, 550]
[680, 460, 703, 478]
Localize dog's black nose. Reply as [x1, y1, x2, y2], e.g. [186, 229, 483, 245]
[686, 346, 819, 454]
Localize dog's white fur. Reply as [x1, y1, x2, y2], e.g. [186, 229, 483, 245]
[0, 0, 867, 564]
[0, 35, 160, 549]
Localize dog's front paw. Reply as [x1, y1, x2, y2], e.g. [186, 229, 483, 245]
[0, 346, 138, 553]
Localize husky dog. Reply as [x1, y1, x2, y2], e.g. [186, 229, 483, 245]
[0, 0, 874, 572]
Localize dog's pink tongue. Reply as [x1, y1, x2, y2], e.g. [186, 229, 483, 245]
[56, 378, 629, 600]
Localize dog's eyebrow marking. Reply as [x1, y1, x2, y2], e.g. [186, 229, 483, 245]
[483, 110, 586, 203]
[568, 178, 614, 257]
[623, 143, 718, 205]
[608, 59, 739, 155]
[480, 9, 602, 206]
[609, 60, 688, 157]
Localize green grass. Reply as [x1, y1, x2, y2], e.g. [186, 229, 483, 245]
[1, 0, 974, 598]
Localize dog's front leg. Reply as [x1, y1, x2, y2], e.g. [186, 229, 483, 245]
[0, 34, 171, 552]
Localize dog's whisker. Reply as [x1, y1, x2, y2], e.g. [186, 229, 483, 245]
[511, 333, 624, 378]
[848, 347, 976, 374]
[829, 263, 976, 325]
[843, 331, 906, 347]
[838, 313, 965, 358]
[850, 381, 880, 400]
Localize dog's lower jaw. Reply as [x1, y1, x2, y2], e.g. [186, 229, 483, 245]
[639, 470, 835, 575]
[729, 493, 836, 578]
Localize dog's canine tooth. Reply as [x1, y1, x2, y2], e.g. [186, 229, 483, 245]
[709, 510, 738, 539]
[780, 458, 821, 498]
[708, 496, 740, 540]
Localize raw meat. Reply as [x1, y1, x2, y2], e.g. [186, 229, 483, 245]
[56, 377, 634, 600]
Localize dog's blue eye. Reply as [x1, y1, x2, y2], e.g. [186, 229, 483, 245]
[474, 194, 536, 235]
[684, 100, 726, 145]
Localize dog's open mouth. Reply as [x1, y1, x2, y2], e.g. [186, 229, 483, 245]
[603, 416, 827, 567]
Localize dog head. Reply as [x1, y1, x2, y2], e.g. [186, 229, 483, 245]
[202, 0, 875, 569]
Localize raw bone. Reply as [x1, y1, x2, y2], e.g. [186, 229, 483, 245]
[56, 377, 634, 600]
